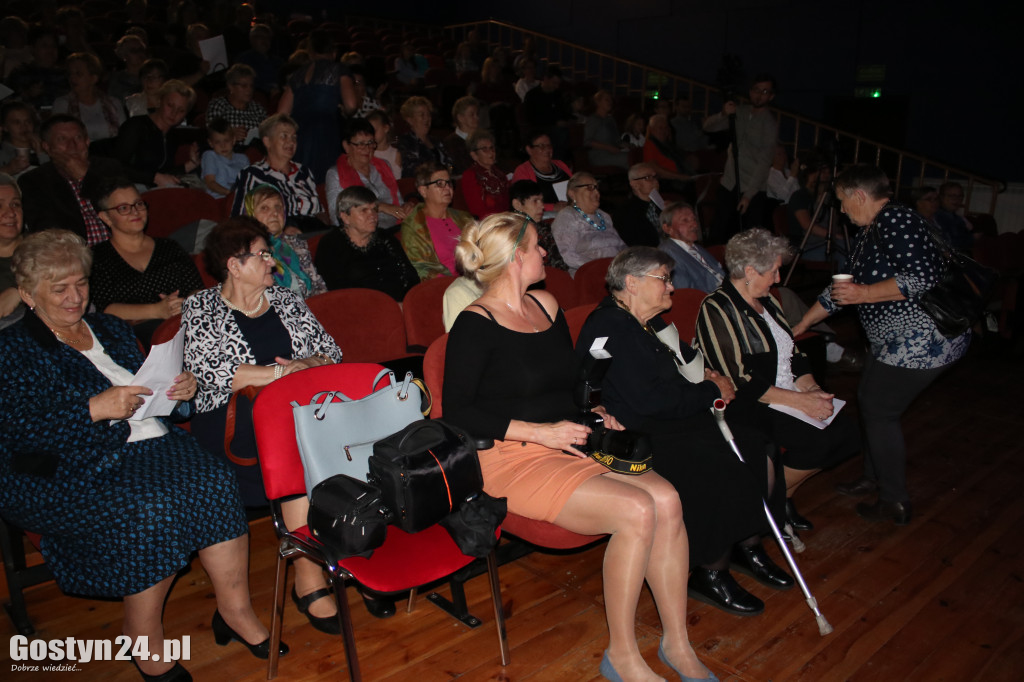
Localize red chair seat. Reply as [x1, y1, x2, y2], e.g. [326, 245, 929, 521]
[502, 513, 602, 550]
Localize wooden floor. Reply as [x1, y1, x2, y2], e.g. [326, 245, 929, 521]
[3, 331, 1024, 681]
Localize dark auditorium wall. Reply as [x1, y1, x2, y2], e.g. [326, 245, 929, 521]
[362, 0, 1018, 182]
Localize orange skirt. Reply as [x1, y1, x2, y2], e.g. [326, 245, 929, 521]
[478, 439, 609, 523]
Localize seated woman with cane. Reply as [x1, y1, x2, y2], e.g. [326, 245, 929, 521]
[444, 213, 718, 682]
[576, 246, 793, 617]
[696, 229, 861, 533]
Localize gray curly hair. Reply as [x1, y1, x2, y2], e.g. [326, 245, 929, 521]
[724, 228, 792, 280]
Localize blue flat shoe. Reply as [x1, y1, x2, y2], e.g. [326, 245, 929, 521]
[658, 639, 719, 682]
[599, 650, 625, 682]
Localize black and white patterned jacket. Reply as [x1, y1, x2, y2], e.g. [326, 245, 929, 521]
[182, 285, 342, 412]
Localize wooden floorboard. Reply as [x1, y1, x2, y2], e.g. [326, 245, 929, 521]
[3, 334, 1024, 681]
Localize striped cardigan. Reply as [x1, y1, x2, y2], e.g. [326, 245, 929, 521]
[695, 278, 812, 403]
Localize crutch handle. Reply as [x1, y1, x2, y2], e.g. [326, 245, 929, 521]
[711, 399, 736, 442]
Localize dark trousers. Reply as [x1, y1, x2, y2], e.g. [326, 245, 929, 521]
[709, 186, 767, 244]
[857, 355, 951, 503]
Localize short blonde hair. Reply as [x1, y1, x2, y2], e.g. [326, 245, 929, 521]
[400, 96, 432, 121]
[455, 212, 527, 287]
[12, 230, 92, 294]
[258, 112, 297, 141]
[157, 79, 196, 110]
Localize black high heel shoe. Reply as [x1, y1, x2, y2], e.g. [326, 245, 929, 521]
[132, 659, 191, 682]
[211, 610, 289, 659]
[292, 586, 342, 634]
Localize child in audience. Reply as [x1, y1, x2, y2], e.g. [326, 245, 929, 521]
[201, 117, 249, 198]
[367, 109, 402, 180]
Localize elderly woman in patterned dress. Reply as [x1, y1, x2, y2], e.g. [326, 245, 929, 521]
[0, 230, 284, 682]
[182, 218, 346, 636]
[792, 164, 970, 525]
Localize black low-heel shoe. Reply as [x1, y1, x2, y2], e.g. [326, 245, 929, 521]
[211, 610, 288, 659]
[687, 568, 764, 616]
[731, 544, 794, 591]
[132, 659, 192, 682]
[856, 498, 912, 526]
[361, 591, 397, 619]
[785, 498, 814, 531]
[292, 586, 342, 634]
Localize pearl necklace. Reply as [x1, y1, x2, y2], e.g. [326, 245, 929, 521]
[572, 204, 607, 231]
[222, 291, 267, 317]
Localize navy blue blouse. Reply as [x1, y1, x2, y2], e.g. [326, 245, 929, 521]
[817, 202, 969, 369]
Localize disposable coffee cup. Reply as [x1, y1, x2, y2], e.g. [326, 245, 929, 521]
[832, 274, 853, 284]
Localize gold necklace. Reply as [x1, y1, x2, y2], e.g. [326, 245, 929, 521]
[222, 291, 266, 317]
[51, 322, 89, 346]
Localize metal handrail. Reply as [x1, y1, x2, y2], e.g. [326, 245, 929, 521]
[440, 19, 1001, 213]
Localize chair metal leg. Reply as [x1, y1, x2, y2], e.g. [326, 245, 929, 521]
[486, 550, 510, 666]
[266, 545, 289, 680]
[405, 588, 416, 614]
[328, 570, 361, 682]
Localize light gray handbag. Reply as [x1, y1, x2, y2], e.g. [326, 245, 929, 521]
[292, 369, 429, 496]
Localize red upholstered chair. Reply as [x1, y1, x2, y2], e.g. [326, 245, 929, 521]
[661, 288, 708, 345]
[191, 253, 219, 288]
[403, 276, 455, 352]
[252, 363, 509, 680]
[142, 187, 222, 238]
[305, 289, 409, 363]
[541, 266, 576, 308]
[422, 337, 605, 552]
[573, 257, 613, 306]
[304, 233, 323, 261]
[704, 244, 726, 268]
[150, 314, 181, 347]
[564, 302, 598, 344]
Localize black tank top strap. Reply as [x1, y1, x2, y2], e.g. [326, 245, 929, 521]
[470, 303, 498, 322]
[525, 293, 555, 323]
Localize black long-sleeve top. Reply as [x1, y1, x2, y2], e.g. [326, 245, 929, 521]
[115, 115, 185, 186]
[575, 297, 720, 429]
[443, 304, 577, 440]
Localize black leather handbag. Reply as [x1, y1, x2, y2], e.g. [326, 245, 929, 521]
[307, 474, 391, 562]
[919, 224, 997, 338]
[368, 420, 484, 534]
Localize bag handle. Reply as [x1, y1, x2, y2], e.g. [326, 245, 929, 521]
[310, 369, 398, 420]
[224, 385, 261, 467]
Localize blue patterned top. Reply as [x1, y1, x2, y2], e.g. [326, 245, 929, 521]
[817, 202, 969, 369]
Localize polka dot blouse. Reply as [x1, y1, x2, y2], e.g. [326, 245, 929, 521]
[818, 202, 969, 369]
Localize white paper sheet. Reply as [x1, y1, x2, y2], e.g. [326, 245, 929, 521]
[130, 327, 185, 420]
[768, 397, 846, 430]
[649, 188, 665, 210]
[553, 180, 569, 202]
[198, 35, 229, 73]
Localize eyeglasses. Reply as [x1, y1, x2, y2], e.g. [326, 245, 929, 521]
[422, 179, 454, 189]
[632, 174, 657, 182]
[750, 87, 774, 95]
[104, 200, 148, 215]
[348, 139, 377, 148]
[528, 142, 553, 150]
[574, 183, 599, 192]
[236, 249, 274, 262]
[644, 273, 672, 286]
